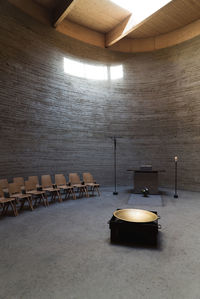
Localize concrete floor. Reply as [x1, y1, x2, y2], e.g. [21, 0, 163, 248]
[0, 187, 200, 299]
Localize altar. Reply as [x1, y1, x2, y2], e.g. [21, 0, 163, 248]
[127, 166, 164, 195]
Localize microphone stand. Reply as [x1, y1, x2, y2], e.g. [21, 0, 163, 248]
[113, 136, 118, 195]
[174, 156, 178, 198]
[110, 136, 122, 195]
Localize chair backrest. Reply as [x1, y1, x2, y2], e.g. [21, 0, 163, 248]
[9, 183, 21, 195]
[83, 173, 95, 184]
[28, 176, 39, 187]
[69, 173, 81, 185]
[55, 174, 66, 186]
[41, 175, 52, 188]
[13, 177, 25, 187]
[25, 180, 35, 192]
[0, 179, 9, 190]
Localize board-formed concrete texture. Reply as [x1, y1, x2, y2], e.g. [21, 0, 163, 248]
[0, 1, 200, 190]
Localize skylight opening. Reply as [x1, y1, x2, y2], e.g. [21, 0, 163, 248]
[110, 0, 172, 24]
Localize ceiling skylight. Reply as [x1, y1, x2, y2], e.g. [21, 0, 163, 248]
[110, 0, 172, 24]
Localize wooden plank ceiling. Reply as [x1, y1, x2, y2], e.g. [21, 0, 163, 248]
[34, 0, 60, 10]
[10, 0, 200, 51]
[127, 0, 200, 38]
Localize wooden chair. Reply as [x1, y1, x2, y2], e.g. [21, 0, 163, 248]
[55, 174, 76, 200]
[28, 176, 39, 187]
[13, 177, 25, 188]
[83, 173, 100, 196]
[28, 176, 43, 192]
[0, 179, 9, 190]
[9, 182, 33, 211]
[0, 188, 18, 217]
[41, 175, 62, 203]
[25, 180, 48, 207]
[69, 173, 88, 198]
[0, 179, 10, 213]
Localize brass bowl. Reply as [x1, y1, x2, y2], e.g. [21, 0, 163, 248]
[114, 209, 158, 223]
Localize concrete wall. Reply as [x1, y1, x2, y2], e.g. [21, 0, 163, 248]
[0, 1, 200, 190]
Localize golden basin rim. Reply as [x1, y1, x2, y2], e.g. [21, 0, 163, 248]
[114, 208, 158, 223]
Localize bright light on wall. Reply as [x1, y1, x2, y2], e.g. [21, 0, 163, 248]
[64, 58, 108, 80]
[64, 58, 123, 81]
[110, 0, 172, 23]
[110, 65, 123, 80]
[85, 64, 108, 80]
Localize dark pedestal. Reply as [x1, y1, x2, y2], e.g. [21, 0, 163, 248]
[108, 210, 159, 246]
[134, 170, 159, 194]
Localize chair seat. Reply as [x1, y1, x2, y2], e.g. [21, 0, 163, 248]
[43, 187, 60, 192]
[58, 185, 73, 190]
[18, 193, 32, 199]
[86, 183, 99, 187]
[10, 193, 31, 199]
[0, 197, 16, 204]
[72, 184, 86, 188]
[27, 190, 46, 195]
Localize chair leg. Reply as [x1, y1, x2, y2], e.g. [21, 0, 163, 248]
[85, 186, 89, 198]
[51, 192, 55, 202]
[72, 189, 76, 200]
[27, 197, 34, 211]
[96, 186, 100, 196]
[68, 190, 71, 200]
[0, 204, 4, 215]
[59, 191, 62, 202]
[41, 194, 47, 207]
[45, 194, 49, 206]
[64, 190, 68, 200]
[51, 192, 56, 202]
[1, 203, 8, 216]
[56, 191, 62, 203]
[10, 201, 18, 216]
[5, 203, 9, 214]
[20, 200, 25, 210]
[38, 197, 42, 206]
[33, 197, 38, 208]
[1, 204, 6, 216]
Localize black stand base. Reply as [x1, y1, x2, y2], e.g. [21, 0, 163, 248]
[174, 194, 178, 198]
[108, 210, 159, 246]
[113, 192, 118, 195]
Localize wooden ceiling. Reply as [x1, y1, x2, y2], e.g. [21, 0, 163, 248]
[127, 0, 200, 38]
[34, 0, 60, 10]
[8, 0, 200, 52]
[66, 0, 130, 33]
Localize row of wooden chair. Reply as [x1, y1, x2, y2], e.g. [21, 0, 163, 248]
[0, 173, 100, 217]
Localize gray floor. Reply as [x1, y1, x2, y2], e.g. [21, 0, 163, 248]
[0, 187, 200, 299]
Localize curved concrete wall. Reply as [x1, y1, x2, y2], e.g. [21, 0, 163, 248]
[0, 1, 200, 190]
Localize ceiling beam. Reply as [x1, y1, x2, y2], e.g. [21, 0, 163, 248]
[56, 19, 105, 48]
[105, 14, 136, 47]
[53, 0, 77, 27]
